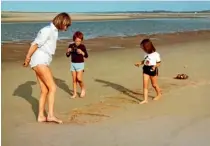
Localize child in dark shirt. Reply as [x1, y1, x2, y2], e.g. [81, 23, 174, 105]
[66, 31, 88, 98]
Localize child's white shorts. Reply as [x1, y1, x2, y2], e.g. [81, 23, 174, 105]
[29, 49, 52, 68]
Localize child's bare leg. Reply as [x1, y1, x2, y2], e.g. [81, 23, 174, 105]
[150, 75, 161, 100]
[34, 65, 62, 124]
[76, 71, 85, 97]
[35, 73, 48, 122]
[140, 73, 150, 104]
[71, 71, 77, 98]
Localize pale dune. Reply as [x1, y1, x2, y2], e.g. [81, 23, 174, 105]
[2, 11, 210, 22]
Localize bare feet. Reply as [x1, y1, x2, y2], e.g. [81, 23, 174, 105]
[37, 116, 47, 123]
[153, 94, 161, 101]
[80, 90, 86, 98]
[139, 100, 148, 104]
[71, 94, 77, 99]
[47, 116, 63, 124]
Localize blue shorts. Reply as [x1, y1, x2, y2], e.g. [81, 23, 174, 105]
[71, 63, 85, 72]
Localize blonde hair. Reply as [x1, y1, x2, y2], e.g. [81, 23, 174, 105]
[52, 12, 71, 30]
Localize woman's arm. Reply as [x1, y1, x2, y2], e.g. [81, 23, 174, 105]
[23, 27, 51, 67]
[23, 44, 38, 66]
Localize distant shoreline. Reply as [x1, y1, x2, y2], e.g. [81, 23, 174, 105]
[2, 11, 210, 23]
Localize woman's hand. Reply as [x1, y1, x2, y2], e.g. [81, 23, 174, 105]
[23, 56, 31, 67]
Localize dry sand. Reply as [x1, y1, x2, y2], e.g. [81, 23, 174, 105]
[2, 11, 210, 22]
[2, 31, 210, 146]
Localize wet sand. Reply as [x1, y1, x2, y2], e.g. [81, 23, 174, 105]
[2, 30, 210, 146]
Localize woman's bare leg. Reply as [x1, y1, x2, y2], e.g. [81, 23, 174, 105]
[35, 73, 48, 122]
[33, 65, 62, 124]
[76, 71, 85, 97]
[140, 73, 150, 104]
[71, 71, 77, 98]
[150, 76, 161, 100]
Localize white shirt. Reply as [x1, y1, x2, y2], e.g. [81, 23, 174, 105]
[143, 52, 161, 66]
[31, 23, 58, 55]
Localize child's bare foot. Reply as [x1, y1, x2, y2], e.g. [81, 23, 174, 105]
[47, 116, 63, 124]
[139, 100, 148, 104]
[37, 116, 47, 123]
[80, 90, 86, 98]
[71, 94, 77, 99]
[153, 94, 161, 101]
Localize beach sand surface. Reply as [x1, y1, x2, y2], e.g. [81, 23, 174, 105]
[2, 31, 210, 146]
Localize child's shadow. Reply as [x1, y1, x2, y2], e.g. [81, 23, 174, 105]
[95, 79, 143, 102]
[13, 81, 46, 119]
[54, 77, 80, 96]
[54, 77, 72, 95]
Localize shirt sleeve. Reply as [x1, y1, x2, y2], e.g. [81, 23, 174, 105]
[68, 43, 74, 48]
[31, 27, 51, 47]
[82, 45, 88, 58]
[156, 53, 161, 62]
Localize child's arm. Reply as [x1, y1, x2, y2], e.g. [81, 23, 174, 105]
[77, 45, 88, 58]
[155, 53, 161, 67]
[152, 53, 161, 70]
[66, 48, 72, 57]
[134, 60, 144, 67]
[83, 45, 88, 58]
[66, 43, 74, 57]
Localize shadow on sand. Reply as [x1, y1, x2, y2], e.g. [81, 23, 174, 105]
[13, 81, 42, 119]
[95, 79, 144, 102]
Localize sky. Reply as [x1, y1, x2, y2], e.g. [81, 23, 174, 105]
[2, 1, 210, 12]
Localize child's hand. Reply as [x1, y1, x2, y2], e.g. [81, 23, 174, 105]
[77, 49, 84, 55]
[67, 48, 72, 53]
[151, 66, 156, 71]
[134, 63, 140, 67]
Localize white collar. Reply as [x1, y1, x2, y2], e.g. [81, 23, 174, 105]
[50, 22, 58, 31]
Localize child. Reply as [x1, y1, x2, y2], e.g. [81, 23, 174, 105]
[135, 39, 161, 104]
[23, 12, 71, 124]
[66, 31, 88, 98]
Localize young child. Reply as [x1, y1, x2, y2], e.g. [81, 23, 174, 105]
[23, 12, 71, 124]
[135, 39, 161, 104]
[66, 31, 88, 98]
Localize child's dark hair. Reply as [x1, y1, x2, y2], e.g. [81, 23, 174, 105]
[73, 31, 84, 41]
[140, 38, 156, 54]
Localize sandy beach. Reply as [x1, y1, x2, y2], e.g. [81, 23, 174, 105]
[2, 11, 210, 22]
[2, 30, 210, 146]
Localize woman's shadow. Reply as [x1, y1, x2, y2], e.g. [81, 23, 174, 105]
[13, 78, 80, 119]
[13, 81, 45, 119]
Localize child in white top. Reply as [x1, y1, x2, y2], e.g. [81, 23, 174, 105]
[135, 39, 161, 104]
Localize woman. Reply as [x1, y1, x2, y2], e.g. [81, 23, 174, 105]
[23, 12, 71, 124]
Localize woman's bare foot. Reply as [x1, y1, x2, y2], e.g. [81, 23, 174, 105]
[71, 94, 77, 99]
[37, 116, 47, 123]
[47, 116, 63, 124]
[139, 100, 148, 104]
[80, 90, 85, 98]
[153, 94, 161, 101]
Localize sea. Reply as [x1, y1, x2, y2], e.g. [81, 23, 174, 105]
[1, 18, 210, 42]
